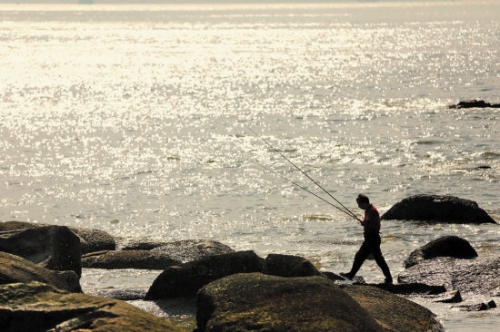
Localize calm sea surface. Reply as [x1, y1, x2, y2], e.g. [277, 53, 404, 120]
[1, 1, 499, 330]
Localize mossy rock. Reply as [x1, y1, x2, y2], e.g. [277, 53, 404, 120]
[196, 273, 385, 332]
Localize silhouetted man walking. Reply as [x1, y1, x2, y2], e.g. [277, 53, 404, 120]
[341, 194, 393, 284]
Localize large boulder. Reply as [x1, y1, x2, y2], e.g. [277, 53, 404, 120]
[196, 273, 442, 332]
[398, 256, 500, 294]
[82, 250, 181, 269]
[404, 236, 478, 268]
[0, 251, 81, 292]
[0, 282, 187, 332]
[381, 195, 497, 224]
[0, 220, 116, 255]
[0, 225, 82, 277]
[145, 250, 264, 300]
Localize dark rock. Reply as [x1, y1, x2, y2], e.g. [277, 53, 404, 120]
[0, 282, 187, 332]
[404, 236, 478, 268]
[381, 194, 497, 224]
[449, 99, 500, 109]
[0, 251, 81, 292]
[0, 225, 82, 277]
[81, 250, 181, 269]
[451, 299, 496, 311]
[432, 290, 462, 303]
[69, 227, 116, 254]
[145, 250, 264, 300]
[452, 302, 495, 311]
[398, 256, 500, 294]
[264, 253, 321, 277]
[369, 282, 446, 295]
[0, 221, 116, 255]
[196, 273, 442, 332]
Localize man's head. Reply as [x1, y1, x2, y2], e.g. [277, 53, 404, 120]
[356, 194, 370, 209]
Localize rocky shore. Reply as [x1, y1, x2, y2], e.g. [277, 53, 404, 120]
[0, 194, 498, 331]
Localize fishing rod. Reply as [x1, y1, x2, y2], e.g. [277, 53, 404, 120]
[247, 127, 361, 222]
[254, 161, 362, 221]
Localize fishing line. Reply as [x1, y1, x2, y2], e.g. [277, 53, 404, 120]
[254, 161, 362, 220]
[247, 127, 361, 222]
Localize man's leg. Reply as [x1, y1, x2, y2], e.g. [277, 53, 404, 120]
[369, 237, 393, 282]
[346, 241, 371, 277]
[374, 253, 392, 282]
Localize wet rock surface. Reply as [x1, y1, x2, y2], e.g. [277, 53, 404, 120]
[399, 256, 500, 295]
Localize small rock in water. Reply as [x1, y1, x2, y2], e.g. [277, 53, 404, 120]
[448, 99, 500, 109]
[432, 290, 462, 303]
[453, 300, 497, 311]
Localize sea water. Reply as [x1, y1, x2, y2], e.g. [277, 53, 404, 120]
[1, 1, 499, 330]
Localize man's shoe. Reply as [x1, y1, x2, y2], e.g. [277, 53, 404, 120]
[384, 278, 393, 284]
[339, 272, 354, 280]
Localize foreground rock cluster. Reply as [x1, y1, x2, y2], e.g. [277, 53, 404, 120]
[0, 194, 498, 331]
